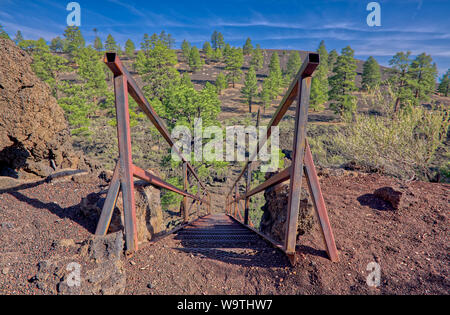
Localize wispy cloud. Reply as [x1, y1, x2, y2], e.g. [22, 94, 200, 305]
[1, 20, 61, 39]
[106, 0, 146, 18]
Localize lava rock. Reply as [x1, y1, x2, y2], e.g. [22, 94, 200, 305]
[374, 187, 403, 210]
[0, 38, 93, 178]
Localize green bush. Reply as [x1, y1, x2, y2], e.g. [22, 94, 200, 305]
[161, 176, 184, 209]
[337, 103, 449, 180]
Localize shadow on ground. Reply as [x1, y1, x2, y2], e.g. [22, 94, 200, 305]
[0, 176, 98, 234]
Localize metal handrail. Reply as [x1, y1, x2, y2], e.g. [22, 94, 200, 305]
[96, 53, 211, 253]
[226, 53, 320, 198]
[226, 52, 339, 264]
[104, 53, 209, 193]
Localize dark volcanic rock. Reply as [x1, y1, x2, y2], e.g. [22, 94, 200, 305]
[80, 176, 164, 243]
[374, 187, 403, 210]
[39, 232, 127, 295]
[0, 38, 91, 178]
[260, 172, 315, 242]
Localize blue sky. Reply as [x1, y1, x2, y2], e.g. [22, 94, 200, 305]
[1, 0, 449, 76]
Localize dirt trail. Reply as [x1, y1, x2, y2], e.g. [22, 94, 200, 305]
[125, 173, 449, 295]
[0, 172, 448, 295]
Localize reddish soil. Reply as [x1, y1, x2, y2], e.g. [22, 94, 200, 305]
[0, 178, 101, 294]
[0, 172, 448, 295]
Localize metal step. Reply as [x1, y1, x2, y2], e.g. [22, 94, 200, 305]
[175, 214, 265, 250]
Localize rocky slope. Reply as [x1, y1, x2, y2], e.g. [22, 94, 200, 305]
[0, 38, 91, 179]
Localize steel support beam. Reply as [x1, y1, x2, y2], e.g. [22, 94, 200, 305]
[226, 53, 319, 199]
[183, 162, 188, 222]
[104, 53, 208, 194]
[95, 163, 121, 236]
[284, 76, 312, 261]
[244, 166, 251, 225]
[304, 141, 339, 262]
[234, 186, 238, 218]
[240, 166, 291, 201]
[114, 75, 138, 253]
[197, 182, 200, 214]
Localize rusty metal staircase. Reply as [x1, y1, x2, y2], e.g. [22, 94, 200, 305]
[95, 52, 339, 265]
[175, 214, 261, 250]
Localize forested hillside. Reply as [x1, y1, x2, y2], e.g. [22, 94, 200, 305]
[2, 26, 449, 192]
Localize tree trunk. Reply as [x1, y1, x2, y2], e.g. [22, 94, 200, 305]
[394, 97, 401, 114]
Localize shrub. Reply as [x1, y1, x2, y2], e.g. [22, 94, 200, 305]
[337, 97, 449, 180]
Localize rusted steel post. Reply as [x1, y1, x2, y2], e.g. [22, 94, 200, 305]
[244, 109, 260, 225]
[96, 163, 121, 236]
[183, 162, 188, 223]
[114, 75, 138, 252]
[244, 166, 251, 225]
[304, 141, 339, 262]
[197, 182, 201, 214]
[208, 193, 211, 214]
[234, 185, 238, 218]
[284, 76, 312, 261]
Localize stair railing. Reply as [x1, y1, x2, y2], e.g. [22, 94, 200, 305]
[226, 53, 339, 264]
[95, 53, 211, 254]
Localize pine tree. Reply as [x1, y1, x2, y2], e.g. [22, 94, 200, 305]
[197, 82, 221, 126]
[211, 31, 225, 50]
[215, 72, 227, 94]
[166, 34, 175, 49]
[260, 78, 272, 113]
[328, 49, 338, 72]
[50, 37, 65, 53]
[284, 50, 302, 82]
[73, 46, 108, 96]
[438, 69, 450, 97]
[125, 39, 135, 59]
[243, 38, 253, 55]
[310, 41, 329, 111]
[181, 72, 194, 88]
[225, 47, 244, 88]
[28, 38, 71, 95]
[57, 89, 93, 136]
[163, 82, 220, 130]
[0, 24, 10, 40]
[105, 34, 118, 52]
[211, 31, 218, 49]
[94, 36, 103, 51]
[141, 34, 152, 55]
[117, 43, 123, 55]
[150, 33, 158, 47]
[136, 38, 179, 100]
[329, 46, 358, 118]
[158, 30, 173, 48]
[181, 40, 191, 61]
[250, 44, 264, 70]
[241, 66, 258, 112]
[18, 40, 37, 53]
[409, 53, 438, 103]
[203, 41, 214, 61]
[14, 30, 24, 44]
[133, 50, 147, 73]
[63, 26, 85, 53]
[268, 52, 283, 98]
[189, 46, 204, 72]
[361, 56, 381, 91]
[223, 43, 232, 59]
[389, 51, 415, 112]
[213, 48, 223, 62]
